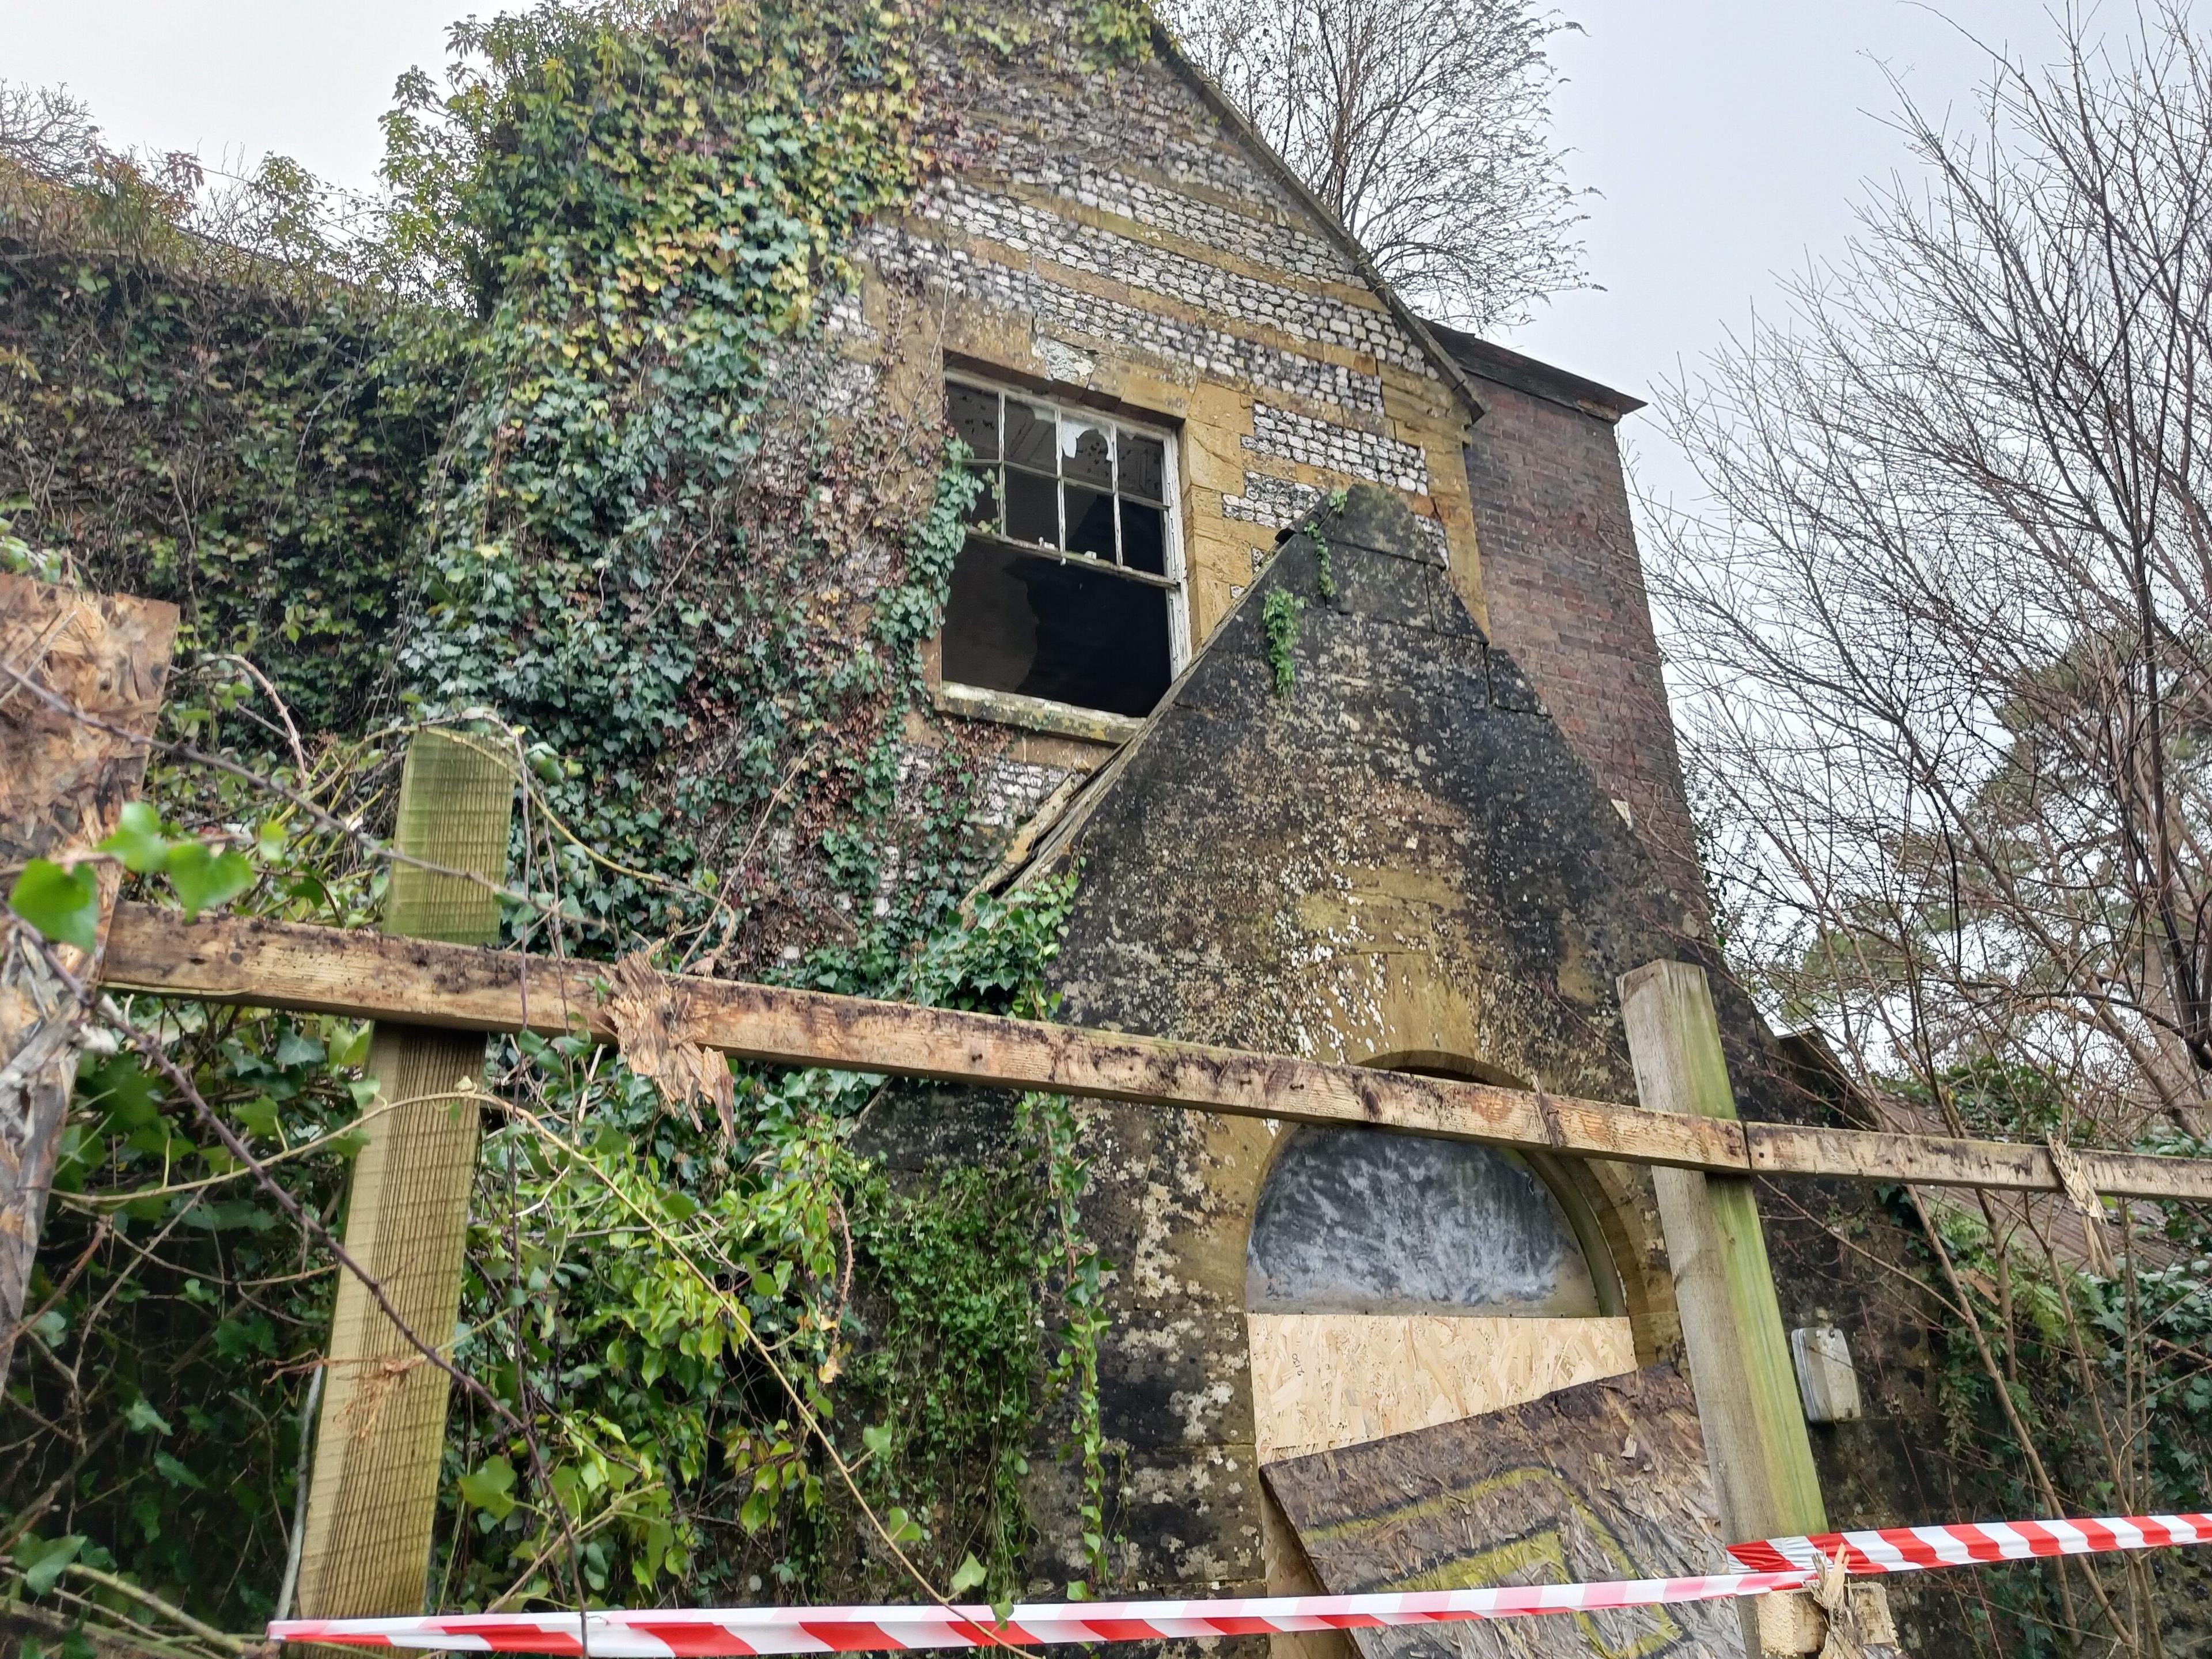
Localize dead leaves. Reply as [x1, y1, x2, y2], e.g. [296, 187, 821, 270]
[605, 952, 737, 1138]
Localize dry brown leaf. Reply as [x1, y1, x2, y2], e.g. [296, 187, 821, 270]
[605, 952, 737, 1139]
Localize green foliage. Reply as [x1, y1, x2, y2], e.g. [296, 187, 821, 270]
[431, 876, 1088, 1608]
[7, 805, 268, 950]
[385, 0, 963, 950]
[0, 165, 466, 734]
[8, 858, 100, 950]
[1898, 1064, 2212, 1652]
[4, 0, 1130, 1627]
[1263, 588, 1305, 696]
[3, 1009, 375, 1631]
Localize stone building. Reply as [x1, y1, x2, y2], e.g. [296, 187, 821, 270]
[836, 14, 1961, 1657]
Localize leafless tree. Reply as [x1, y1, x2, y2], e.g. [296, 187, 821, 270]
[1162, 0, 1586, 329]
[0, 82, 101, 185]
[1652, 9, 2212, 1649]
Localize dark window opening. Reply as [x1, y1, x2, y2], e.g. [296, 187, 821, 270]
[942, 379, 1180, 721]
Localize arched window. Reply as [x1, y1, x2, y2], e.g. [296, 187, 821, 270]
[1243, 1113, 1637, 1473]
[1247, 1128, 1616, 1318]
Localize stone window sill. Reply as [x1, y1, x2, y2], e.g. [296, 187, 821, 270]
[935, 681, 1143, 744]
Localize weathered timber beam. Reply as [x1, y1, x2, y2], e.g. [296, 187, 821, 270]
[101, 904, 1740, 1168]
[99, 903, 2212, 1203]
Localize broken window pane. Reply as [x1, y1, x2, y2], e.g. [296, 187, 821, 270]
[1065, 484, 1116, 558]
[1004, 400, 1056, 474]
[1062, 418, 1114, 488]
[940, 378, 1180, 721]
[963, 465, 999, 531]
[1120, 499, 1165, 574]
[949, 383, 999, 459]
[1119, 431, 1165, 502]
[942, 540, 1173, 718]
[1004, 468, 1058, 546]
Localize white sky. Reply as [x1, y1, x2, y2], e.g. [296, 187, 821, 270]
[2, 0, 2063, 512]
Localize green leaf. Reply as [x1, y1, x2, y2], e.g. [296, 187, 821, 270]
[152, 1450, 206, 1490]
[17, 1533, 85, 1596]
[948, 1552, 987, 1596]
[861, 1422, 893, 1460]
[123, 1396, 173, 1436]
[457, 1454, 518, 1520]
[274, 1029, 326, 1069]
[884, 1505, 923, 1543]
[9, 858, 99, 952]
[162, 842, 254, 920]
[81, 1052, 160, 1130]
[329, 1022, 373, 1067]
[96, 801, 172, 874]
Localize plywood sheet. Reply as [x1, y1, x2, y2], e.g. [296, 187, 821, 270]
[1247, 1313, 1636, 1462]
[1263, 1364, 1738, 1659]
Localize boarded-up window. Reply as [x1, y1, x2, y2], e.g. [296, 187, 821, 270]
[1248, 1127, 1605, 1318]
[941, 378, 1184, 719]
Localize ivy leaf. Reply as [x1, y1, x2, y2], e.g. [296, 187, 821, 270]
[96, 801, 172, 874]
[163, 842, 255, 920]
[152, 1451, 206, 1490]
[458, 1455, 518, 1520]
[861, 1422, 893, 1460]
[738, 1487, 774, 1533]
[883, 1506, 923, 1544]
[123, 1397, 173, 1437]
[9, 858, 100, 951]
[329, 1022, 373, 1068]
[17, 1533, 85, 1596]
[948, 1553, 987, 1596]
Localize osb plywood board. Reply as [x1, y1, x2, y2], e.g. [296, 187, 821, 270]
[1263, 1364, 1738, 1659]
[1247, 1313, 1637, 1463]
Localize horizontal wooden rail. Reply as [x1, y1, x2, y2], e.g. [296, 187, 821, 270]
[98, 904, 2212, 1203]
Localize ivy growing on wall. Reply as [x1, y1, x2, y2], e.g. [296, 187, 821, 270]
[2, 0, 1153, 1638]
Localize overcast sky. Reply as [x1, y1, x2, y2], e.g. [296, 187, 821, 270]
[3, 0, 2063, 510]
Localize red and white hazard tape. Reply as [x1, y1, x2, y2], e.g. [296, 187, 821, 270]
[1730, 1510, 2212, 1575]
[267, 1571, 1813, 1654]
[268, 1510, 2212, 1655]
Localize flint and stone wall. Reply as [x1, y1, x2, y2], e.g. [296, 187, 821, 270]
[851, 29, 1485, 691]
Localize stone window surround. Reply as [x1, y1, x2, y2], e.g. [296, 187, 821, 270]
[933, 365, 1191, 740]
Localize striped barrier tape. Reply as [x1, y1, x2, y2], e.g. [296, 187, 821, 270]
[268, 1510, 2212, 1654]
[1728, 1510, 2212, 1575]
[267, 1571, 1817, 1654]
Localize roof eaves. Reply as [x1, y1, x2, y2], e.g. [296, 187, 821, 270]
[1426, 323, 1646, 422]
[1145, 20, 1488, 429]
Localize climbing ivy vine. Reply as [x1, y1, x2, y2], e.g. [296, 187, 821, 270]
[1, 0, 1152, 1640]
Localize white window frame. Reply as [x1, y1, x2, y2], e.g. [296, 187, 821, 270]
[941, 373, 1190, 721]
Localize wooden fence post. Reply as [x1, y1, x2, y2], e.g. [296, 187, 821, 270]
[0, 573, 177, 1382]
[294, 730, 515, 1619]
[1618, 960, 1840, 1657]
